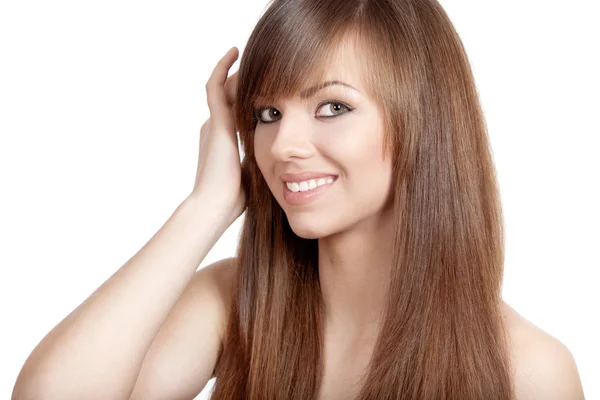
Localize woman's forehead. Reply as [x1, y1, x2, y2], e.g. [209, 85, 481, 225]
[251, 34, 371, 104]
[255, 65, 367, 104]
[254, 78, 363, 103]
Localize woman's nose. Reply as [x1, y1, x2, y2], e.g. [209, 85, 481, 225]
[268, 112, 315, 161]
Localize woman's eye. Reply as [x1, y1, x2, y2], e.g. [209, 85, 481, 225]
[317, 101, 352, 118]
[252, 101, 353, 124]
[253, 107, 281, 124]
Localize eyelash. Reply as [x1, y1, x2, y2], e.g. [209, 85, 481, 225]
[252, 100, 354, 124]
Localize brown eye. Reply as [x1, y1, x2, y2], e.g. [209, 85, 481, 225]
[253, 107, 281, 123]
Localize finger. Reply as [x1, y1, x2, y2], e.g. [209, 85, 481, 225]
[206, 47, 239, 126]
[224, 70, 239, 106]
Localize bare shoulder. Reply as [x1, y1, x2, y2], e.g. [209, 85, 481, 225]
[128, 257, 238, 399]
[203, 256, 236, 341]
[502, 302, 585, 400]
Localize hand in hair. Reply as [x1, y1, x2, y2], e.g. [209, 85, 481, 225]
[192, 46, 247, 227]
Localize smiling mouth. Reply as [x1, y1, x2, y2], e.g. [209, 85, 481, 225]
[282, 176, 338, 206]
[283, 175, 338, 192]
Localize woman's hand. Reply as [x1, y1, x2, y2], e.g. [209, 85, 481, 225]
[190, 47, 247, 225]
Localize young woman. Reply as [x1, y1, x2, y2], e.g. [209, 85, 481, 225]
[13, 0, 584, 399]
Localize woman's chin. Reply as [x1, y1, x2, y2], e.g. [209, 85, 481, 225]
[287, 219, 332, 240]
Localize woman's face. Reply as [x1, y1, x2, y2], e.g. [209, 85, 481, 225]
[253, 41, 394, 239]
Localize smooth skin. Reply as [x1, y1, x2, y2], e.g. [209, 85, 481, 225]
[192, 46, 246, 227]
[12, 47, 244, 400]
[12, 46, 585, 400]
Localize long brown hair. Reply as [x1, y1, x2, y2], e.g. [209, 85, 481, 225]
[211, 0, 515, 398]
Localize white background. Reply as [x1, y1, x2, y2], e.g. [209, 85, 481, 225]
[1, 1, 598, 398]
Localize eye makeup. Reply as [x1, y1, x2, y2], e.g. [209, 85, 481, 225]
[252, 100, 355, 124]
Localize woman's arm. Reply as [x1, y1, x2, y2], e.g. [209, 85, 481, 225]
[12, 195, 232, 400]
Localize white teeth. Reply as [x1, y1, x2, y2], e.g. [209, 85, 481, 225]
[285, 176, 335, 192]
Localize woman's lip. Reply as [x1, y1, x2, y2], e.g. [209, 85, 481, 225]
[282, 177, 337, 206]
[280, 172, 339, 183]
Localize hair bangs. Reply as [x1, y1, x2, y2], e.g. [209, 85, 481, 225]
[234, 2, 372, 143]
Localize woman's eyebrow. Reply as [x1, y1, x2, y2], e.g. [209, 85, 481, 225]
[252, 80, 361, 106]
[300, 80, 361, 99]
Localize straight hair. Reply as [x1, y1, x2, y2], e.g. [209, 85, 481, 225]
[211, 0, 514, 398]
